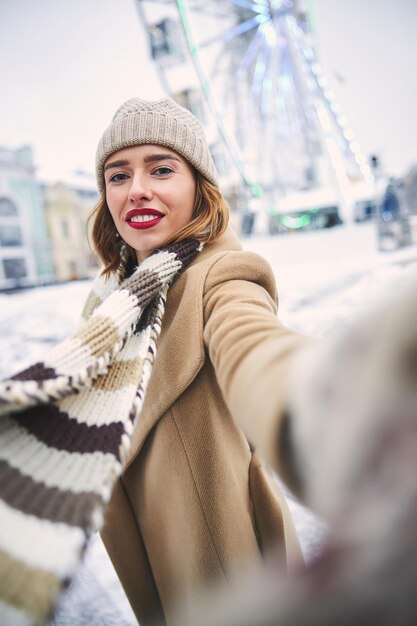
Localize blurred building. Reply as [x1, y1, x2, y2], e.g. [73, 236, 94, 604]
[0, 145, 53, 290]
[43, 172, 99, 281]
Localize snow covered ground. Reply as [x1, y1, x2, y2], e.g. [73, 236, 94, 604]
[1, 222, 416, 625]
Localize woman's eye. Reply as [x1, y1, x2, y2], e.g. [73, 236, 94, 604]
[109, 172, 128, 183]
[153, 166, 173, 176]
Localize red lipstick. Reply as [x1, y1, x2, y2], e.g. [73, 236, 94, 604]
[125, 208, 165, 230]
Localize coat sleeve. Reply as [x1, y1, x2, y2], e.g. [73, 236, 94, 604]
[202, 250, 314, 481]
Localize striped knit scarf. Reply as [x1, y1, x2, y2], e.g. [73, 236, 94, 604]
[0, 239, 201, 626]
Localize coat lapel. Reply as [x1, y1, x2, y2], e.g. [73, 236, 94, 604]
[124, 228, 242, 467]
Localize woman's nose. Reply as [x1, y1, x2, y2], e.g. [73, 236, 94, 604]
[128, 174, 153, 203]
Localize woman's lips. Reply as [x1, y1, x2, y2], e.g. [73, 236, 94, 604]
[125, 208, 165, 230]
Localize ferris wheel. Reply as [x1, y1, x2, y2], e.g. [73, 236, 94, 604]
[136, 0, 372, 225]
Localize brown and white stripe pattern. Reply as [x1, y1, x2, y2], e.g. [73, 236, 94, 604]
[0, 239, 201, 625]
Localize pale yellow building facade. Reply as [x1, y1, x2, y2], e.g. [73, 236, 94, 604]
[44, 179, 100, 282]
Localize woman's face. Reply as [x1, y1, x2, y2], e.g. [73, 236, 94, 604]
[104, 144, 196, 263]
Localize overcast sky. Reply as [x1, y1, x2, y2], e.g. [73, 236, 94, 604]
[0, 0, 416, 184]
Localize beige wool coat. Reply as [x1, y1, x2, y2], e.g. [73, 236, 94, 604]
[101, 228, 311, 626]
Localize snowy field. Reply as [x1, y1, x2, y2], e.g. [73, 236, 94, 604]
[1, 222, 416, 625]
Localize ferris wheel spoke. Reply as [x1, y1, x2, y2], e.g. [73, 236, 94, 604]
[288, 55, 317, 146]
[227, 0, 267, 14]
[199, 13, 267, 48]
[235, 22, 265, 78]
[204, 11, 276, 131]
[229, 0, 269, 15]
[260, 24, 280, 116]
[250, 25, 271, 101]
[265, 42, 280, 117]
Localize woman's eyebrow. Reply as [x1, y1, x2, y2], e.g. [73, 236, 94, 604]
[104, 159, 129, 173]
[144, 153, 182, 164]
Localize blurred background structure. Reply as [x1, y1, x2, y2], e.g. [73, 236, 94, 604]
[44, 174, 99, 281]
[0, 153, 99, 289]
[138, 0, 372, 230]
[0, 146, 53, 289]
[0, 0, 417, 289]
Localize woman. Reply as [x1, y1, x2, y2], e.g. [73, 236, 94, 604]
[91, 97, 311, 625]
[0, 97, 310, 626]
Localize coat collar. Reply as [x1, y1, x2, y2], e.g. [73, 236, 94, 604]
[125, 227, 242, 467]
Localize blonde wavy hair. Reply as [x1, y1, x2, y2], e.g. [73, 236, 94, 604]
[90, 172, 229, 276]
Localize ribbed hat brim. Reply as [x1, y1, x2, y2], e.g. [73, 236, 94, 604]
[96, 108, 219, 191]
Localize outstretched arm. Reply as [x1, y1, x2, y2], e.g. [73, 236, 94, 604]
[202, 250, 314, 484]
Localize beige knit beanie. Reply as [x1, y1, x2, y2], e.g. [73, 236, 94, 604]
[95, 97, 219, 191]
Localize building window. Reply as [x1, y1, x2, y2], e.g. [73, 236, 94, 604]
[0, 225, 22, 247]
[0, 197, 18, 216]
[3, 258, 27, 280]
